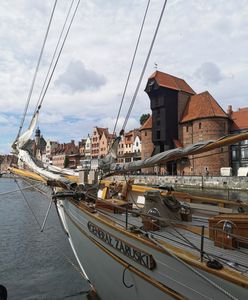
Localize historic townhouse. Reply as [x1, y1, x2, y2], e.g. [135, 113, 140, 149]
[85, 134, 91, 159]
[52, 140, 79, 169]
[91, 127, 107, 159]
[45, 140, 58, 164]
[117, 129, 141, 163]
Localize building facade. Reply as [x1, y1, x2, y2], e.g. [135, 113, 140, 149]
[145, 70, 231, 176]
[229, 106, 248, 175]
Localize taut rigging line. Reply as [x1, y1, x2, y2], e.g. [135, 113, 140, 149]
[33, 0, 77, 114]
[122, 0, 168, 132]
[112, 0, 151, 136]
[14, 0, 58, 144]
[34, 0, 81, 114]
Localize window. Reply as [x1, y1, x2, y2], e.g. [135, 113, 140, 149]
[199, 122, 202, 129]
[186, 126, 189, 132]
[145, 131, 147, 136]
[241, 148, 248, 159]
[232, 149, 237, 160]
[156, 131, 160, 139]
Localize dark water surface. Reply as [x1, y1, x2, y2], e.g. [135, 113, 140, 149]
[0, 178, 90, 299]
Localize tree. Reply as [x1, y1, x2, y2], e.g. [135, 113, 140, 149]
[140, 113, 150, 125]
[64, 156, 69, 168]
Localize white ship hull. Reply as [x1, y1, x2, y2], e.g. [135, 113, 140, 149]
[57, 199, 248, 300]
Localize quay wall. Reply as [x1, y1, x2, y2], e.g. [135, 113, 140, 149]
[110, 175, 248, 191]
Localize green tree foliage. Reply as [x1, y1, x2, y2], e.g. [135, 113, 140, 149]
[64, 156, 69, 168]
[140, 113, 150, 125]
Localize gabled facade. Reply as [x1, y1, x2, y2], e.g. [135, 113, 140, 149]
[85, 135, 91, 159]
[52, 140, 79, 168]
[46, 140, 59, 164]
[78, 139, 86, 156]
[117, 129, 141, 163]
[133, 135, 141, 153]
[91, 127, 108, 159]
[91, 127, 115, 159]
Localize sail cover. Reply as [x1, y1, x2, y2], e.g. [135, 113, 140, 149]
[99, 131, 248, 173]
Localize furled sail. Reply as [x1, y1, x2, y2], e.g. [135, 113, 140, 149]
[13, 111, 39, 151]
[99, 131, 248, 173]
[12, 111, 74, 188]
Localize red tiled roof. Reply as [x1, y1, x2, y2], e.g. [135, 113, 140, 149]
[96, 127, 108, 136]
[149, 71, 195, 94]
[230, 107, 248, 131]
[180, 91, 228, 123]
[140, 115, 152, 130]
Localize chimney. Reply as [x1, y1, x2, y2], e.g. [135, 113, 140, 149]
[227, 105, 233, 116]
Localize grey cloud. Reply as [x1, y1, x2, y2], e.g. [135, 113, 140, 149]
[194, 62, 224, 85]
[55, 60, 107, 93]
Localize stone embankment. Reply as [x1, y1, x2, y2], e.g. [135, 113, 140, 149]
[111, 175, 248, 191]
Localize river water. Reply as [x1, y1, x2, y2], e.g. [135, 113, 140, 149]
[0, 177, 90, 300]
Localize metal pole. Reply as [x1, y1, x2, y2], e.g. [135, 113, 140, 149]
[125, 204, 128, 230]
[200, 225, 205, 262]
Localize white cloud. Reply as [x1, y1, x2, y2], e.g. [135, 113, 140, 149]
[0, 0, 247, 153]
[194, 62, 224, 85]
[54, 60, 107, 93]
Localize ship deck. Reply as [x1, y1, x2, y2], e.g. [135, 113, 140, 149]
[95, 208, 248, 277]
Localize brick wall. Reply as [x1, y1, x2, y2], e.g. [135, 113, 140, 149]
[140, 128, 154, 173]
[179, 117, 230, 175]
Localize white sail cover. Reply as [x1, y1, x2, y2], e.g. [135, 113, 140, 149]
[44, 164, 79, 176]
[99, 131, 248, 173]
[12, 111, 74, 186]
[14, 111, 39, 150]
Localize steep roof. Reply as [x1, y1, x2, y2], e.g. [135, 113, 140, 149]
[149, 70, 195, 94]
[96, 127, 108, 136]
[180, 91, 228, 123]
[140, 115, 152, 130]
[230, 107, 248, 131]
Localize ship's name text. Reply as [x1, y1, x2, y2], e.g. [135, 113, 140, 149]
[87, 221, 155, 270]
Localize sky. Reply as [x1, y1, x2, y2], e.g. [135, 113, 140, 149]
[0, 0, 247, 154]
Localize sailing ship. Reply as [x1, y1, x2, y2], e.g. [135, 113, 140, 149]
[8, 1, 248, 299]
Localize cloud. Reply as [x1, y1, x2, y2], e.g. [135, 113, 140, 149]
[54, 60, 107, 93]
[193, 62, 225, 85]
[0, 0, 247, 154]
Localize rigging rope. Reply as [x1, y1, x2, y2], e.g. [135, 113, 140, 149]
[15, 0, 58, 142]
[35, 0, 81, 113]
[34, 0, 76, 114]
[0, 183, 42, 197]
[12, 177, 91, 284]
[112, 0, 151, 135]
[148, 234, 239, 300]
[121, 0, 168, 131]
